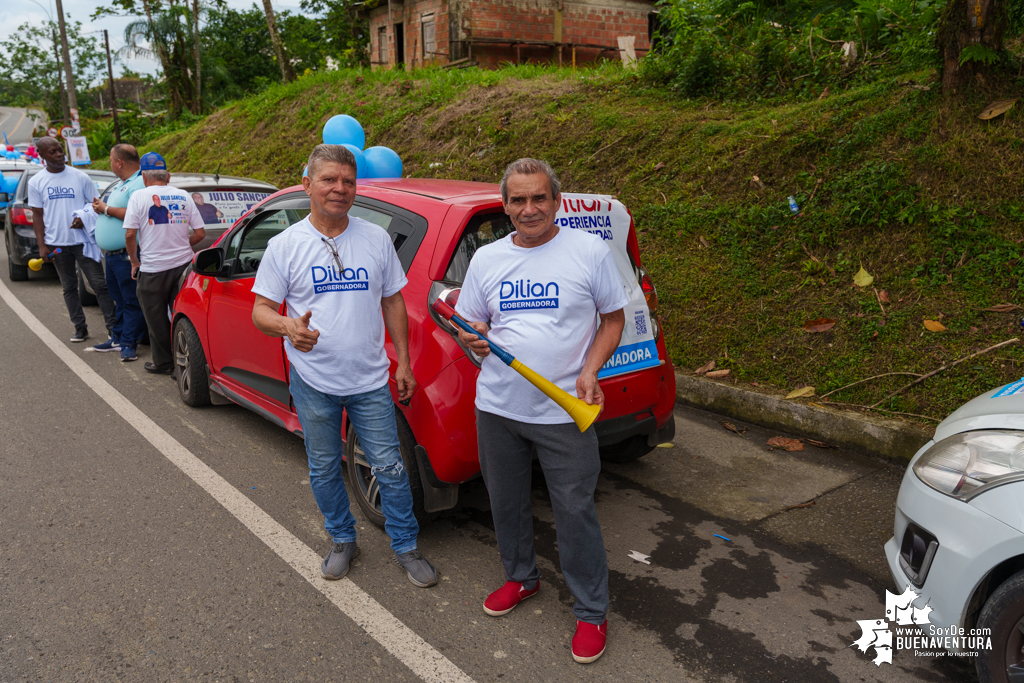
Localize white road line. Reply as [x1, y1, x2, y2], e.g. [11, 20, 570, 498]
[0, 278, 476, 683]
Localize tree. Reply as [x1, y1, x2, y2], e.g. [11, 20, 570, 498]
[937, 0, 1009, 92]
[299, 0, 373, 67]
[0, 20, 105, 119]
[120, 3, 202, 115]
[260, 0, 297, 82]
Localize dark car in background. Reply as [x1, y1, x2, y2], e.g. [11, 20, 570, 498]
[0, 160, 40, 229]
[5, 168, 117, 281]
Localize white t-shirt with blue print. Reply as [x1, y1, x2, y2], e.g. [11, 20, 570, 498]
[455, 227, 628, 424]
[252, 215, 408, 397]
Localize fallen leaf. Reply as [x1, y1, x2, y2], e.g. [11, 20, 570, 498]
[627, 550, 651, 565]
[878, 290, 890, 303]
[750, 380, 760, 387]
[969, 326, 979, 334]
[767, 436, 804, 451]
[784, 500, 816, 510]
[803, 318, 836, 333]
[695, 360, 716, 376]
[871, 331, 879, 339]
[853, 266, 874, 287]
[721, 421, 747, 435]
[706, 369, 732, 379]
[818, 86, 830, 100]
[785, 386, 816, 399]
[750, 175, 766, 191]
[656, 442, 674, 448]
[984, 304, 1024, 313]
[652, 162, 665, 171]
[806, 439, 835, 449]
[923, 319, 947, 332]
[979, 98, 1018, 120]
[699, 236, 711, 248]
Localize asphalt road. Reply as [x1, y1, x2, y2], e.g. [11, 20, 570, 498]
[0, 108, 38, 145]
[0, 248, 978, 682]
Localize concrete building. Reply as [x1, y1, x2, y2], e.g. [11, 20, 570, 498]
[367, 0, 655, 70]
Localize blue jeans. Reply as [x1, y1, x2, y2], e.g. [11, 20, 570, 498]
[104, 251, 145, 349]
[289, 368, 419, 553]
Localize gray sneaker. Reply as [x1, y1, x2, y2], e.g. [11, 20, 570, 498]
[393, 549, 438, 587]
[321, 542, 359, 580]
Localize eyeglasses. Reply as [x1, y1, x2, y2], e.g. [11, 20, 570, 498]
[321, 237, 343, 277]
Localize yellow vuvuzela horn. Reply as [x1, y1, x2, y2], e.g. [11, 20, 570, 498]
[433, 300, 601, 432]
[29, 247, 61, 271]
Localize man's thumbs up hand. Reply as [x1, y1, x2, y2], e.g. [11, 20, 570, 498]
[286, 310, 321, 352]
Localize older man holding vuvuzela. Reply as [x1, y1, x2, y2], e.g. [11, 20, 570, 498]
[455, 158, 627, 664]
[250, 144, 438, 587]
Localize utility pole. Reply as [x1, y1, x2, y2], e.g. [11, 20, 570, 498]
[52, 25, 69, 125]
[53, 0, 80, 132]
[103, 30, 121, 143]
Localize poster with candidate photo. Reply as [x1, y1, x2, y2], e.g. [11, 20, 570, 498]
[190, 190, 272, 226]
[67, 136, 91, 166]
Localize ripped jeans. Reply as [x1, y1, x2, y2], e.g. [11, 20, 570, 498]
[289, 368, 419, 553]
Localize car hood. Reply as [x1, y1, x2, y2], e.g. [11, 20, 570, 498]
[934, 379, 1024, 441]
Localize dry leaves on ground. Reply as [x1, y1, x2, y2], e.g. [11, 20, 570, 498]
[784, 500, 816, 511]
[785, 386, 816, 399]
[923, 319, 947, 332]
[803, 318, 836, 333]
[706, 369, 732, 379]
[979, 98, 1018, 120]
[721, 421, 747, 434]
[767, 436, 805, 451]
[878, 290, 890, 303]
[806, 439, 835, 449]
[984, 304, 1024, 313]
[694, 360, 715, 376]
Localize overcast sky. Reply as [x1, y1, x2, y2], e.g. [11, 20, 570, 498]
[1, 0, 303, 81]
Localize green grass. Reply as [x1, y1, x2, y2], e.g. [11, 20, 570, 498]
[141, 62, 1024, 424]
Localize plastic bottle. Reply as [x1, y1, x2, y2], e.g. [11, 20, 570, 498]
[788, 196, 799, 215]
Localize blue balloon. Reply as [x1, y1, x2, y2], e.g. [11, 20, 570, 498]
[302, 164, 308, 178]
[323, 115, 365, 149]
[342, 144, 367, 179]
[363, 146, 403, 179]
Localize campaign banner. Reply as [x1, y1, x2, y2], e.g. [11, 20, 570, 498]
[67, 136, 91, 166]
[191, 190, 273, 225]
[555, 193, 661, 379]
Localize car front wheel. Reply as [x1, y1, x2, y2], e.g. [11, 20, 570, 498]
[976, 569, 1024, 682]
[344, 412, 438, 529]
[173, 317, 211, 407]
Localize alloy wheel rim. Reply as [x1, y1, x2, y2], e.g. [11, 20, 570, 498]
[352, 438, 382, 514]
[175, 330, 190, 393]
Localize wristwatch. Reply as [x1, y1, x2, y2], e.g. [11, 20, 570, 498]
[103, 205, 110, 216]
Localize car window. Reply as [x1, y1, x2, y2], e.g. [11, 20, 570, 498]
[350, 205, 393, 232]
[234, 208, 310, 275]
[2, 170, 23, 179]
[192, 190, 274, 226]
[444, 212, 514, 283]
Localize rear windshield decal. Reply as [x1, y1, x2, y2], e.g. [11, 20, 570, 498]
[992, 378, 1024, 398]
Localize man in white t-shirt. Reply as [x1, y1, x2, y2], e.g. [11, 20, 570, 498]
[455, 158, 627, 665]
[122, 151, 206, 375]
[251, 144, 438, 588]
[28, 136, 117, 343]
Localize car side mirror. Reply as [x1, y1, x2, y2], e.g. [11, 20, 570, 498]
[193, 247, 225, 275]
[0, 193, 9, 203]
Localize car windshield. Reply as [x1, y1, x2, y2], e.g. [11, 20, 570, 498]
[444, 212, 514, 283]
[190, 190, 274, 226]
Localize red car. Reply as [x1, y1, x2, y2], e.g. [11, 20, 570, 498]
[171, 179, 676, 526]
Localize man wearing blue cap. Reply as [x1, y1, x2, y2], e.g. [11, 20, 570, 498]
[91, 144, 146, 362]
[122, 151, 206, 374]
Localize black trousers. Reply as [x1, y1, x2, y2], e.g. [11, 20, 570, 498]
[51, 244, 117, 333]
[136, 262, 189, 369]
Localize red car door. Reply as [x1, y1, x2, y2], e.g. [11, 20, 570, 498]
[206, 207, 309, 407]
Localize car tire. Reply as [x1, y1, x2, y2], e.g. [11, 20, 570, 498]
[599, 434, 656, 464]
[173, 317, 211, 407]
[8, 252, 28, 281]
[77, 265, 98, 306]
[344, 411, 439, 529]
[976, 569, 1024, 682]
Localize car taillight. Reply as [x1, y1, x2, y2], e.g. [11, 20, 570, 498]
[640, 270, 658, 312]
[11, 207, 32, 226]
[428, 281, 482, 367]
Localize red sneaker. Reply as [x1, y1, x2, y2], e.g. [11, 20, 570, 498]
[483, 580, 540, 617]
[572, 620, 607, 664]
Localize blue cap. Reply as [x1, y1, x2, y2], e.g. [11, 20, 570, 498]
[140, 151, 167, 171]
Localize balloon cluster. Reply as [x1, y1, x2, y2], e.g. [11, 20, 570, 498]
[2, 144, 40, 162]
[312, 114, 404, 180]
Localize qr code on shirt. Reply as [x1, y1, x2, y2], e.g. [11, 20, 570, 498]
[634, 311, 648, 336]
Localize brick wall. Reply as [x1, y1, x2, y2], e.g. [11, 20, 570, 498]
[370, 0, 652, 70]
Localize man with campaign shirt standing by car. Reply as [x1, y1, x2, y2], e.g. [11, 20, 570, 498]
[455, 158, 627, 664]
[122, 152, 206, 375]
[29, 136, 118, 343]
[91, 143, 147, 362]
[250, 144, 439, 589]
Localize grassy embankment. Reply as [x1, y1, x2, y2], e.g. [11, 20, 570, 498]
[139, 64, 1024, 424]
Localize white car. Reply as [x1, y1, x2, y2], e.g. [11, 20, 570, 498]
[886, 378, 1024, 682]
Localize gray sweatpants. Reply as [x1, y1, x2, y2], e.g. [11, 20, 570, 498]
[476, 409, 609, 624]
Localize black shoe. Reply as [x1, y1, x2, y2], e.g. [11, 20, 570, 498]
[70, 327, 89, 342]
[144, 362, 174, 375]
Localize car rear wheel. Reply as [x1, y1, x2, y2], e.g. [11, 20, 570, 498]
[976, 569, 1024, 683]
[173, 317, 211, 407]
[599, 434, 656, 463]
[77, 265, 98, 306]
[8, 252, 28, 281]
[344, 411, 438, 529]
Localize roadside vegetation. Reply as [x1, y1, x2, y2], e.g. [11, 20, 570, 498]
[103, 0, 1024, 425]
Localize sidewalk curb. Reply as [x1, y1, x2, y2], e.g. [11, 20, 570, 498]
[675, 373, 935, 462]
